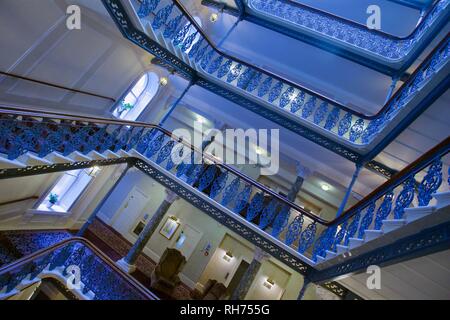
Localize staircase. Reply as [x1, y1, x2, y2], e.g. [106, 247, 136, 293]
[309, 138, 450, 267]
[108, 0, 450, 150]
[243, 0, 450, 73]
[0, 106, 449, 285]
[0, 237, 158, 300]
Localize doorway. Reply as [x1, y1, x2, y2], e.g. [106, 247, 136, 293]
[111, 187, 148, 233]
[226, 259, 250, 296]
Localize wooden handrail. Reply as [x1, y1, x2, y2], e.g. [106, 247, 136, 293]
[0, 71, 116, 103]
[0, 237, 159, 300]
[0, 196, 39, 207]
[333, 136, 450, 225]
[0, 106, 448, 227]
[168, 0, 449, 120]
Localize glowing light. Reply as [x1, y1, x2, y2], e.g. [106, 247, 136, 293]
[159, 77, 168, 86]
[263, 278, 275, 290]
[210, 13, 219, 22]
[256, 147, 265, 155]
[321, 184, 330, 191]
[223, 251, 233, 262]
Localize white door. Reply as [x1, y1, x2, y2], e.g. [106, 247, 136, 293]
[111, 187, 148, 234]
[173, 224, 203, 260]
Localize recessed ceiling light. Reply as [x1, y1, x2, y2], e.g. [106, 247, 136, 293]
[196, 115, 205, 123]
[255, 147, 265, 155]
[321, 184, 330, 191]
[210, 13, 219, 22]
[159, 77, 168, 86]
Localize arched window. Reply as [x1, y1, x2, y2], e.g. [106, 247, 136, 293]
[113, 72, 159, 121]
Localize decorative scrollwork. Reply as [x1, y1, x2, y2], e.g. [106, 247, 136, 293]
[374, 191, 394, 230]
[394, 176, 415, 219]
[418, 159, 443, 206]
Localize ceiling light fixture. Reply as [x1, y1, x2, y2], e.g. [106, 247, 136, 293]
[159, 77, 168, 86]
[210, 13, 219, 22]
[255, 147, 265, 155]
[223, 251, 233, 262]
[321, 184, 330, 191]
[196, 115, 205, 123]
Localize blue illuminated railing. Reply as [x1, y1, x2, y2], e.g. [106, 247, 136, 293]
[246, 0, 449, 64]
[311, 137, 450, 262]
[134, 0, 449, 146]
[1, 108, 448, 264]
[0, 237, 158, 300]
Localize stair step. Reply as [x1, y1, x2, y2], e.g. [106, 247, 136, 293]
[433, 191, 450, 209]
[382, 219, 407, 233]
[68, 151, 92, 162]
[405, 206, 436, 223]
[102, 150, 120, 159]
[44, 152, 74, 164]
[128, 149, 146, 160]
[0, 154, 27, 169]
[316, 255, 326, 264]
[364, 230, 383, 242]
[336, 244, 349, 255]
[117, 149, 131, 158]
[348, 237, 364, 249]
[325, 250, 337, 259]
[86, 150, 106, 160]
[17, 153, 53, 166]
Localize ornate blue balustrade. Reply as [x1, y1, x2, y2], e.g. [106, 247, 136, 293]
[0, 110, 326, 261]
[0, 109, 448, 272]
[310, 138, 450, 262]
[0, 238, 157, 300]
[245, 0, 450, 68]
[134, 0, 449, 147]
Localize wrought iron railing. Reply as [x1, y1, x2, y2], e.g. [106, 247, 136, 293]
[0, 237, 158, 300]
[133, 0, 449, 146]
[0, 107, 448, 263]
[0, 106, 327, 257]
[311, 137, 450, 261]
[246, 0, 449, 63]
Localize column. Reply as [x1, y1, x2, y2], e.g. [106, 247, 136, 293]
[335, 163, 362, 217]
[158, 80, 194, 127]
[297, 279, 312, 300]
[287, 162, 312, 201]
[230, 247, 269, 300]
[117, 189, 179, 273]
[77, 163, 132, 236]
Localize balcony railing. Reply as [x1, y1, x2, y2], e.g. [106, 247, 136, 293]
[0, 106, 448, 265]
[245, 0, 450, 66]
[132, 0, 449, 147]
[0, 237, 158, 300]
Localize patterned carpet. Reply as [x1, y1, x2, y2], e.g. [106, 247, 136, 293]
[85, 219, 193, 300]
[0, 230, 72, 256]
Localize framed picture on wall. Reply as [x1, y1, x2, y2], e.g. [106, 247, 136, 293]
[159, 216, 180, 240]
